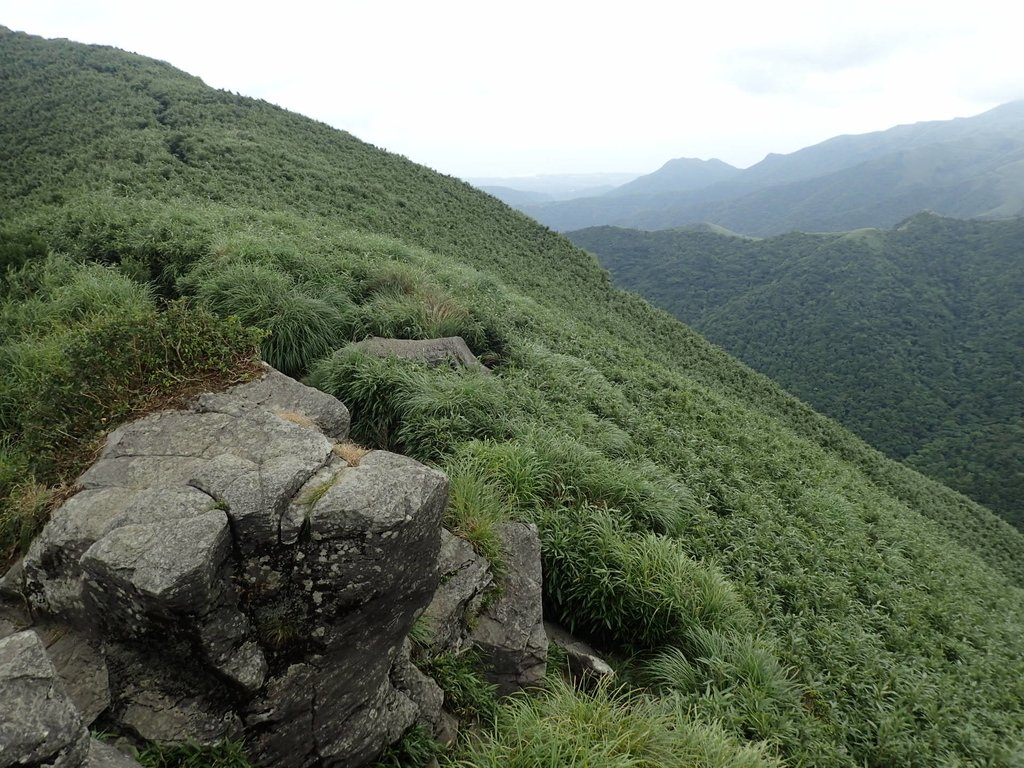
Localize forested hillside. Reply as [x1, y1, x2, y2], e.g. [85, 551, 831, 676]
[568, 218, 1024, 527]
[4, 26, 1024, 767]
[521, 102, 1024, 233]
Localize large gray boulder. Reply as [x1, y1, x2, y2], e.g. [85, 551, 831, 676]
[17, 369, 447, 768]
[352, 336, 490, 374]
[0, 630, 89, 768]
[470, 523, 547, 695]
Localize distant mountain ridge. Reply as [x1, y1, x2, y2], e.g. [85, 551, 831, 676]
[522, 102, 1024, 234]
[569, 213, 1024, 526]
[604, 157, 740, 197]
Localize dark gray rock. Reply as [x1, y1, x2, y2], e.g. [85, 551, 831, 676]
[0, 558, 25, 603]
[544, 621, 615, 686]
[119, 683, 242, 744]
[104, 641, 244, 745]
[0, 630, 89, 768]
[86, 741, 142, 768]
[247, 450, 448, 768]
[352, 336, 489, 374]
[82, 511, 231, 623]
[420, 530, 493, 654]
[17, 368, 449, 768]
[36, 626, 110, 726]
[470, 523, 547, 695]
[391, 640, 444, 736]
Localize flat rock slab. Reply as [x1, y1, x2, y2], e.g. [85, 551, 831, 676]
[352, 336, 489, 374]
[82, 511, 231, 622]
[199, 365, 351, 441]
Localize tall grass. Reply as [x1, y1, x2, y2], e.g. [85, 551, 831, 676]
[448, 678, 782, 768]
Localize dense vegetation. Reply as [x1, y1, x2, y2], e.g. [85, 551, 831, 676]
[519, 101, 1024, 233]
[4, 26, 1024, 767]
[568, 220, 1024, 527]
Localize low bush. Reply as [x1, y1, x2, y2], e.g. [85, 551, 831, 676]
[0, 257, 262, 561]
[448, 678, 781, 768]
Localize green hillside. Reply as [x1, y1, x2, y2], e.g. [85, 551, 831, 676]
[567, 219, 1024, 528]
[4, 27, 1024, 767]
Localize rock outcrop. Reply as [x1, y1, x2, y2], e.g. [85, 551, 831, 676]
[420, 530, 493, 655]
[2, 366, 550, 766]
[0, 630, 90, 768]
[0, 629, 143, 768]
[351, 336, 490, 374]
[544, 621, 614, 686]
[7, 369, 448, 768]
[470, 523, 547, 695]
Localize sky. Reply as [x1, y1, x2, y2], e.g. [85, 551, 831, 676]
[2, 1, 1022, 179]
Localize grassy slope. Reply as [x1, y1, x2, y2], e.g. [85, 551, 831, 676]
[3, 28, 1024, 767]
[567, 221, 1024, 527]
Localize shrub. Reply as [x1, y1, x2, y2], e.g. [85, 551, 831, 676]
[443, 462, 506, 576]
[448, 678, 782, 768]
[308, 348, 507, 459]
[0, 282, 262, 561]
[419, 649, 499, 725]
[181, 259, 350, 376]
[536, 505, 751, 653]
[371, 724, 442, 768]
[136, 740, 252, 768]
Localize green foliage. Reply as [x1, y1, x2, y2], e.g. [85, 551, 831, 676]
[420, 650, 499, 725]
[535, 504, 751, 653]
[135, 742, 252, 768]
[4, 28, 1024, 767]
[0, 256, 261, 560]
[308, 348, 508, 460]
[371, 725, 442, 768]
[0, 227, 47, 282]
[447, 678, 782, 768]
[443, 463, 506, 575]
[571, 218, 1024, 527]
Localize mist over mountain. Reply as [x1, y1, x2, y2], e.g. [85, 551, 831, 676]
[522, 103, 1024, 234]
[467, 172, 639, 203]
[569, 214, 1024, 526]
[4, 25, 1024, 768]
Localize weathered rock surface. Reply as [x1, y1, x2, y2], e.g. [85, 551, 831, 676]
[36, 625, 111, 726]
[352, 336, 490, 373]
[470, 523, 547, 695]
[86, 741, 142, 768]
[420, 530, 493, 654]
[0, 630, 89, 768]
[545, 621, 615, 686]
[14, 369, 447, 768]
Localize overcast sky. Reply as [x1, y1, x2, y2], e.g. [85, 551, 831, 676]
[2, 1, 1021, 178]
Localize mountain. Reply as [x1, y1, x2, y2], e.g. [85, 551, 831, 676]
[604, 157, 740, 197]
[568, 215, 1024, 526]
[521, 102, 1024, 234]
[4, 26, 1024, 767]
